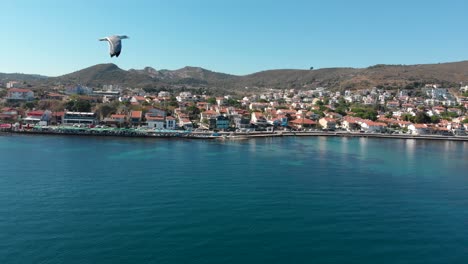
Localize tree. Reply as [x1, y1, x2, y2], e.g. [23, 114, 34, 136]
[401, 113, 414, 122]
[430, 115, 440, 124]
[168, 97, 179, 108]
[226, 98, 241, 108]
[187, 105, 201, 120]
[23, 101, 37, 110]
[440, 112, 458, 120]
[65, 99, 91, 112]
[76, 100, 91, 112]
[414, 112, 431, 124]
[96, 103, 118, 119]
[315, 100, 324, 106]
[207, 97, 217, 105]
[350, 106, 378, 121]
[335, 106, 347, 116]
[312, 109, 325, 118]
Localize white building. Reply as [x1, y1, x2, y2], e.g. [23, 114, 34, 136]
[6, 81, 20, 89]
[158, 91, 171, 97]
[62, 112, 97, 125]
[165, 116, 176, 130]
[146, 116, 165, 129]
[359, 120, 387, 133]
[176, 92, 193, 102]
[408, 124, 429, 135]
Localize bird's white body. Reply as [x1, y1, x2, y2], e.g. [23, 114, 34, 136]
[99, 35, 129, 57]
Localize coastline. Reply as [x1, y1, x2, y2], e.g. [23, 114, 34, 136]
[2, 128, 468, 142]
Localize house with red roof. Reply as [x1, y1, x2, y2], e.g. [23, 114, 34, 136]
[401, 103, 415, 112]
[129, 111, 142, 125]
[179, 118, 193, 130]
[386, 101, 400, 109]
[249, 102, 269, 111]
[432, 106, 446, 115]
[408, 124, 429, 135]
[165, 116, 177, 130]
[110, 114, 127, 124]
[23, 110, 45, 124]
[319, 117, 337, 130]
[0, 107, 19, 122]
[51, 112, 64, 125]
[130, 96, 148, 105]
[216, 97, 225, 106]
[290, 118, 316, 129]
[359, 120, 387, 133]
[197, 102, 209, 111]
[432, 126, 451, 136]
[378, 117, 412, 128]
[251, 112, 268, 126]
[342, 116, 363, 131]
[6, 88, 34, 101]
[200, 110, 218, 122]
[276, 109, 297, 116]
[45, 92, 66, 101]
[325, 112, 343, 119]
[146, 116, 165, 129]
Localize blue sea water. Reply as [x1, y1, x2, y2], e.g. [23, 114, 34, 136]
[0, 134, 467, 264]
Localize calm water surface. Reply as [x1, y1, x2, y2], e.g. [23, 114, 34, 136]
[0, 135, 467, 263]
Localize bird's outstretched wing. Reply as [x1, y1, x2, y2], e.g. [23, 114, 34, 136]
[99, 35, 126, 57]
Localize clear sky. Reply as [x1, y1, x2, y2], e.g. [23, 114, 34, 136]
[1, 0, 467, 76]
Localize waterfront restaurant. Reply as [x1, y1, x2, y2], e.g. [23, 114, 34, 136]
[62, 112, 97, 125]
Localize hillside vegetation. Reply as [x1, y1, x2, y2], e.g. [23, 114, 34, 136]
[3, 61, 468, 93]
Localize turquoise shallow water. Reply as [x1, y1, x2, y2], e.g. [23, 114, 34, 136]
[0, 135, 467, 263]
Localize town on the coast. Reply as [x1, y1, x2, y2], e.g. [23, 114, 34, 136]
[1, 79, 468, 139]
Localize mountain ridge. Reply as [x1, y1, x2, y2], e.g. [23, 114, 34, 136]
[3, 61, 468, 92]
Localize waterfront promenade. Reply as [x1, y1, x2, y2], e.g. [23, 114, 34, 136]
[2, 125, 468, 142]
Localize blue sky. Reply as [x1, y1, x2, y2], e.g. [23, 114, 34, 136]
[1, 0, 467, 76]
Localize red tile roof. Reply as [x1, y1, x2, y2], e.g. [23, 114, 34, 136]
[27, 110, 44, 117]
[111, 114, 126, 119]
[133, 96, 146, 101]
[413, 124, 427, 129]
[322, 117, 336, 122]
[8, 88, 32, 93]
[203, 110, 217, 115]
[146, 116, 165, 121]
[131, 111, 142, 119]
[290, 118, 316, 125]
[362, 120, 387, 127]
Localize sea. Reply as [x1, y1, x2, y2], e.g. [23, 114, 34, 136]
[0, 134, 467, 264]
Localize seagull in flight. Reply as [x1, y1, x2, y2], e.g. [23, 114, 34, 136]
[99, 35, 129, 57]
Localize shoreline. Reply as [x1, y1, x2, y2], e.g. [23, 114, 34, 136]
[2, 128, 468, 142]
